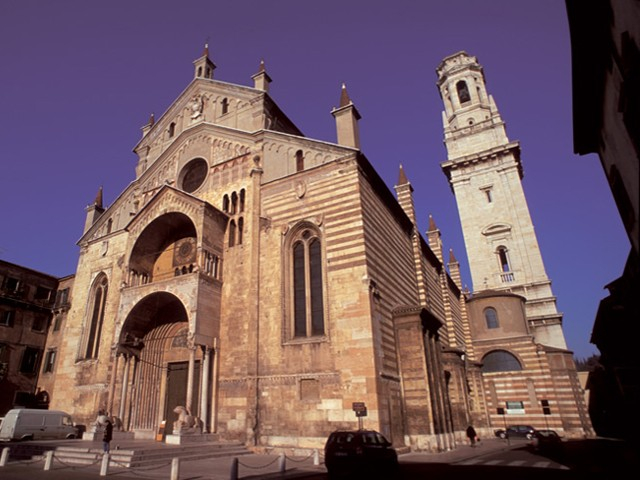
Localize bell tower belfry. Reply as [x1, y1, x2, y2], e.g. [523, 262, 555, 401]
[438, 52, 566, 349]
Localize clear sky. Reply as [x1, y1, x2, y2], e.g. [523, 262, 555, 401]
[0, 1, 629, 359]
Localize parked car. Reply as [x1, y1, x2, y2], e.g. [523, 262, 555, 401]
[530, 429, 562, 453]
[494, 424, 536, 439]
[324, 430, 398, 477]
[0, 409, 78, 441]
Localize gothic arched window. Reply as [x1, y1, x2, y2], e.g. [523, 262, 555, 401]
[83, 274, 108, 359]
[484, 307, 499, 329]
[456, 80, 471, 104]
[482, 350, 522, 373]
[289, 226, 325, 338]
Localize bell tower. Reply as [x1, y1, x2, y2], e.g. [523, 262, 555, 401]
[438, 52, 566, 349]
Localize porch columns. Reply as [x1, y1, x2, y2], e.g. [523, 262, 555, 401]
[107, 350, 120, 416]
[119, 354, 131, 421]
[200, 346, 211, 432]
[186, 343, 196, 413]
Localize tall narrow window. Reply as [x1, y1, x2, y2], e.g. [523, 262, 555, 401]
[293, 242, 307, 337]
[231, 192, 238, 215]
[237, 217, 244, 245]
[497, 246, 510, 272]
[168, 122, 176, 138]
[456, 80, 471, 103]
[239, 189, 245, 213]
[222, 194, 230, 213]
[43, 350, 56, 373]
[221, 98, 229, 115]
[484, 307, 499, 329]
[229, 220, 237, 247]
[84, 275, 108, 359]
[290, 228, 325, 338]
[309, 238, 324, 335]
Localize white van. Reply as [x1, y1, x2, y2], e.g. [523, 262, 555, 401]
[0, 409, 78, 441]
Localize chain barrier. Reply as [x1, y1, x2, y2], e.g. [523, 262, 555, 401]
[237, 455, 280, 470]
[284, 452, 314, 463]
[52, 452, 103, 469]
[9, 457, 43, 466]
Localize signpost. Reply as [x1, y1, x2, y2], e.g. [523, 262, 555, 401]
[497, 407, 509, 446]
[352, 402, 367, 430]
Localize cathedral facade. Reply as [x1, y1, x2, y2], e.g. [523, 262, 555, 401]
[42, 48, 590, 452]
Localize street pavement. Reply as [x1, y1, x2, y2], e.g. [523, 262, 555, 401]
[0, 436, 637, 479]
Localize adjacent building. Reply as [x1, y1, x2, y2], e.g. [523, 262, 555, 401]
[566, 0, 639, 440]
[0, 260, 59, 413]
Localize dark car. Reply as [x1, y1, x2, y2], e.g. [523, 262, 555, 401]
[530, 429, 562, 453]
[324, 430, 398, 477]
[494, 424, 536, 439]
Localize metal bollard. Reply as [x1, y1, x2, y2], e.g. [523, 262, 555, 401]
[0, 447, 10, 467]
[100, 452, 109, 476]
[44, 451, 54, 470]
[278, 453, 286, 473]
[313, 448, 319, 465]
[229, 457, 239, 480]
[171, 457, 180, 480]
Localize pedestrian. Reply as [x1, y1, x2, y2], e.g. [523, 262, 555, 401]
[103, 419, 113, 454]
[466, 425, 477, 447]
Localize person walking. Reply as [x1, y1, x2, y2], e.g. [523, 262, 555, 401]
[102, 419, 113, 454]
[466, 425, 477, 447]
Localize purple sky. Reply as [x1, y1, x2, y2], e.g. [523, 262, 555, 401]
[0, 1, 629, 359]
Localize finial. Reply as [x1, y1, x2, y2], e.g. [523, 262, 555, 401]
[449, 248, 458, 264]
[149, 113, 155, 126]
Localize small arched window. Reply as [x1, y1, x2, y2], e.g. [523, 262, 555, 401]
[221, 98, 229, 115]
[239, 189, 246, 213]
[83, 274, 108, 359]
[295, 150, 304, 172]
[484, 307, 499, 329]
[222, 194, 230, 213]
[482, 350, 522, 373]
[497, 246, 510, 272]
[168, 122, 176, 138]
[456, 80, 471, 104]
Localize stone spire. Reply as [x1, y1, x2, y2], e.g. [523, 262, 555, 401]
[331, 83, 361, 149]
[93, 186, 103, 209]
[394, 164, 416, 224]
[252, 59, 272, 93]
[84, 186, 105, 234]
[427, 214, 443, 264]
